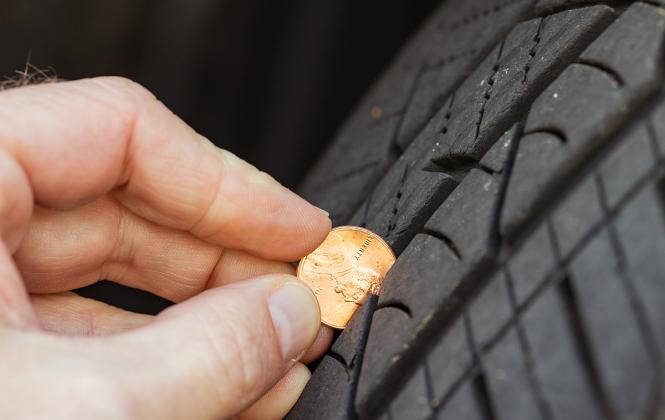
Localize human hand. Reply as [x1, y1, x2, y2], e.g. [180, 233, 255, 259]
[0, 77, 333, 419]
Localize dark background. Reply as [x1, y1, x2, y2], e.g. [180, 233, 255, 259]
[1, 0, 439, 312]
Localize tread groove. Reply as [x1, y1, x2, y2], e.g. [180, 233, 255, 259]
[535, 0, 624, 16]
[594, 172, 665, 413]
[557, 273, 618, 420]
[376, 301, 413, 318]
[647, 117, 663, 159]
[427, 49, 479, 71]
[490, 122, 525, 253]
[502, 155, 665, 373]
[446, 0, 530, 30]
[424, 229, 463, 260]
[472, 373, 499, 420]
[393, 66, 428, 153]
[594, 172, 663, 364]
[657, 172, 665, 222]
[310, 161, 381, 190]
[386, 408, 395, 420]
[523, 127, 568, 143]
[504, 267, 556, 420]
[360, 187, 375, 229]
[349, 294, 379, 420]
[464, 312, 499, 420]
[328, 351, 352, 381]
[426, 154, 480, 182]
[574, 58, 625, 87]
[423, 361, 436, 416]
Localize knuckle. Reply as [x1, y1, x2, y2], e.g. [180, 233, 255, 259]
[94, 76, 154, 101]
[89, 76, 159, 120]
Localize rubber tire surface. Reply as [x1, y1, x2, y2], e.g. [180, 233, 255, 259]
[290, 1, 665, 419]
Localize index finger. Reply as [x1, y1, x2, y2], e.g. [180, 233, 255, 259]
[0, 77, 330, 260]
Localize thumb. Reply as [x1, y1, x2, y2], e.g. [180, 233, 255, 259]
[105, 275, 321, 420]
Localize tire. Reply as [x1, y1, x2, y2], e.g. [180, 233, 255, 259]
[289, 1, 665, 419]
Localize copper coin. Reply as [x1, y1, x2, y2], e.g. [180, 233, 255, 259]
[297, 226, 396, 329]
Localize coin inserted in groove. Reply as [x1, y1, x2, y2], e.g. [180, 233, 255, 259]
[297, 226, 396, 329]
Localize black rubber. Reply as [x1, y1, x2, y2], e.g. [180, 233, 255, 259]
[289, 1, 665, 419]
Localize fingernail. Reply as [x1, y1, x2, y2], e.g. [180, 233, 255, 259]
[269, 281, 321, 360]
[317, 207, 330, 218]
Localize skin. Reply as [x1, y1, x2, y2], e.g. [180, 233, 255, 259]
[0, 77, 334, 419]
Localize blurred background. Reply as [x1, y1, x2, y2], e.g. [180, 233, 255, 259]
[1, 0, 438, 312]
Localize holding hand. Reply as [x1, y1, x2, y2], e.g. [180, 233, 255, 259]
[0, 77, 332, 419]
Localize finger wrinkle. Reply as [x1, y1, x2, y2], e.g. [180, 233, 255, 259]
[187, 145, 228, 238]
[202, 247, 226, 292]
[100, 200, 133, 280]
[191, 300, 267, 410]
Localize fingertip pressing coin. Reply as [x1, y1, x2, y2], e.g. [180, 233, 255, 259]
[297, 226, 395, 329]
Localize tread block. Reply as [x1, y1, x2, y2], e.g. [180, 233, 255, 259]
[598, 124, 657, 209]
[568, 230, 654, 420]
[484, 328, 543, 420]
[501, 130, 566, 238]
[550, 176, 603, 257]
[346, 124, 459, 253]
[615, 185, 665, 354]
[330, 299, 375, 365]
[355, 307, 414, 417]
[468, 272, 513, 347]
[378, 233, 466, 321]
[522, 286, 603, 420]
[479, 126, 517, 173]
[286, 356, 351, 420]
[434, 380, 486, 420]
[502, 2, 665, 239]
[427, 316, 473, 406]
[443, 6, 614, 160]
[580, 3, 665, 91]
[507, 224, 556, 304]
[425, 169, 499, 268]
[389, 365, 434, 420]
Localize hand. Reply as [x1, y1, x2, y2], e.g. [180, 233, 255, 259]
[0, 77, 333, 419]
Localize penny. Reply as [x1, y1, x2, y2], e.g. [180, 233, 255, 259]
[297, 226, 396, 329]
